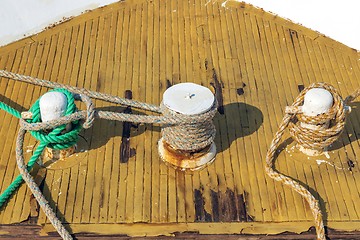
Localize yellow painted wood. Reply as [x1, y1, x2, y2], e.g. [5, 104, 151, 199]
[0, 0, 359, 236]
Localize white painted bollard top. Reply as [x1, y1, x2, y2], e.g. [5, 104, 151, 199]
[39, 92, 68, 122]
[299, 87, 334, 156]
[302, 88, 333, 116]
[159, 82, 217, 170]
[162, 82, 215, 115]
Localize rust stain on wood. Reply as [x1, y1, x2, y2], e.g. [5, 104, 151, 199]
[196, 188, 253, 222]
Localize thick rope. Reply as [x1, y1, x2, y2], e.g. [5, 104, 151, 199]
[16, 129, 73, 240]
[0, 70, 161, 113]
[288, 83, 346, 152]
[160, 101, 218, 151]
[0, 70, 219, 239]
[0, 88, 79, 208]
[266, 82, 360, 240]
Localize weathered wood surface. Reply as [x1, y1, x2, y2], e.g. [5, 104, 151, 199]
[0, 0, 359, 238]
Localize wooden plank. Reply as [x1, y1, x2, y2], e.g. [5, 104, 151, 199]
[98, 12, 115, 224]
[140, 2, 153, 223]
[0, 43, 34, 224]
[269, 23, 313, 220]
[199, 0, 223, 223]
[71, 19, 93, 224]
[131, 2, 145, 223]
[291, 31, 343, 221]
[56, 169, 71, 222]
[234, 14, 274, 222]
[0, 54, 15, 222]
[188, 0, 207, 224]
[37, 31, 66, 224]
[105, 11, 122, 224]
[235, 13, 278, 220]
[0, 48, 25, 214]
[326, 46, 360, 219]
[193, 0, 215, 223]
[0, 0, 359, 237]
[10, 37, 50, 223]
[217, 3, 249, 222]
[46, 24, 80, 224]
[206, 0, 228, 204]
[123, 4, 137, 223]
[232, 8, 266, 222]
[164, 0, 177, 223]
[89, 14, 109, 224]
[170, 0, 186, 223]
[46, 170, 63, 224]
[301, 36, 353, 220]
[37, 169, 55, 224]
[115, 6, 130, 223]
[158, 0, 169, 223]
[316, 43, 360, 220]
[81, 15, 104, 223]
[278, 25, 328, 221]
[80, 17, 101, 223]
[150, 0, 161, 223]
[63, 21, 86, 223]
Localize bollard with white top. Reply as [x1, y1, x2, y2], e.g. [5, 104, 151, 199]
[298, 88, 333, 156]
[39, 91, 75, 161]
[158, 83, 217, 171]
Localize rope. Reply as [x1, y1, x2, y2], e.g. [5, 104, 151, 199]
[0, 70, 219, 239]
[265, 82, 360, 240]
[0, 70, 161, 113]
[160, 101, 218, 151]
[16, 129, 73, 240]
[344, 88, 360, 105]
[0, 88, 80, 208]
[288, 83, 346, 152]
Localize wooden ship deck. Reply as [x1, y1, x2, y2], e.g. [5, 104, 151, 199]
[0, 0, 359, 238]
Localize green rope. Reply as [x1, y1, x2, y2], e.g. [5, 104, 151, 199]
[0, 102, 21, 119]
[0, 88, 81, 208]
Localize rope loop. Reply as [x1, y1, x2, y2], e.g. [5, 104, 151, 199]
[288, 82, 347, 151]
[265, 82, 360, 240]
[28, 88, 81, 150]
[73, 93, 95, 129]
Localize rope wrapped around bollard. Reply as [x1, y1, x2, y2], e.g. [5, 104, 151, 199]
[160, 101, 217, 152]
[287, 83, 346, 152]
[0, 89, 81, 208]
[0, 70, 219, 240]
[266, 82, 360, 240]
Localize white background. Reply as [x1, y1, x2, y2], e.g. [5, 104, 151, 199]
[0, 0, 359, 51]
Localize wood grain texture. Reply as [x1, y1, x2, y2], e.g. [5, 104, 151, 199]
[0, 0, 359, 237]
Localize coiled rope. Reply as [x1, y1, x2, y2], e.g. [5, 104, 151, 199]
[287, 83, 347, 152]
[160, 101, 217, 151]
[265, 82, 360, 240]
[0, 70, 218, 240]
[0, 88, 80, 208]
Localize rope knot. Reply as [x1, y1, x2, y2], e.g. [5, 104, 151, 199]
[28, 88, 81, 150]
